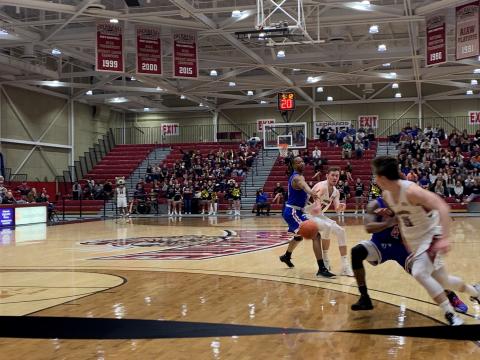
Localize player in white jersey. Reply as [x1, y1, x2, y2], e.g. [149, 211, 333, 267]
[372, 156, 480, 326]
[305, 167, 354, 276]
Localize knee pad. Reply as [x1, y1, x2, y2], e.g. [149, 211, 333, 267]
[351, 244, 368, 270]
[331, 223, 346, 246]
[293, 235, 303, 242]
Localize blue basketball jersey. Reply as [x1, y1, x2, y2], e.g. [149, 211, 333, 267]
[371, 197, 402, 244]
[286, 171, 308, 208]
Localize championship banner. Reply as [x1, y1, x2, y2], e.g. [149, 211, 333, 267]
[456, 2, 480, 60]
[172, 31, 198, 78]
[358, 115, 378, 129]
[161, 123, 180, 136]
[426, 13, 446, 66]
[136, 26, 162, 75]
[257, 119, 275, 132]
[96, 22, 124, 73]
[313, 121, 351, 139]
[468, 111, 480, 124]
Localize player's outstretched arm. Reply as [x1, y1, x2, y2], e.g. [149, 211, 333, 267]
[364, 200, 396, 234]
[293, 175, 317, 200]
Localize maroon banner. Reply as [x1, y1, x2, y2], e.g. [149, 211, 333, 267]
[136, 27, 162, 75]
[96, 22, 124, 73]
[456, 2, 480, 60]
[172, 31, 198, 78]
[426, 13, 446, 66]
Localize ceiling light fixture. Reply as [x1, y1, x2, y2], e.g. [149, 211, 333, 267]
[144, 107, 150, 112]
[108, 97, 128, 103]
[51, 48, 62, 56]
[229, 81, 236, 87]
[109, 18, 119, 24]
[471, 79, 478, 85]
[156, 86, 163, 91]
[0, 28, 9, 35]
[369, 25, 379, 34]
[247, 90, 254, 95]
[260, 100, 267, 104]
[210, 69, 218, 76]
[44, 80, 62, 87]
[361, 0, 371, 5]
[86, 90, 93, 95]
[466, 90, 474, 95]
[386, 72, 397, 79]
[231, 10, 242, 18]
[327, 96, 333, 101]
[382, 63, 391, 67]
[277, 50, 286, 58]
[392, 82, 399, 89]
[474, 68, 480, 74]
[316, 87, 324, 93]
[180, 94, 186, 99]
[378, 43, 387, 52]
[395, 92, 402, 98]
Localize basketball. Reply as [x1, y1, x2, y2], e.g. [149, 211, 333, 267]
[298, 220, 319, 239]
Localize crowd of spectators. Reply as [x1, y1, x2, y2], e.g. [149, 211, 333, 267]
[72, 179, 113, 200]
[138, 141, 258, 215]
[0, 177, 51, 205]
[396, 123, 480, 204]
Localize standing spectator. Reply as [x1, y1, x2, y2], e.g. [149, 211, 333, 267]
[354, 140, 364, 159]
[172, 184, 183, 216]
[231, 182, 242, 216]
[312, 146, 321, 161]
[337, 180, 350, 216]
[255, 188, 271, 216]
[166, 182, 176, 216]
[182, 182, 193, 215]
[272, 182, 285, 204]
[354, 178, 365, 214]
[342, 140, 352, 159]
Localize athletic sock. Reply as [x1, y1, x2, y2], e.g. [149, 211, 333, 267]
[359, 285, 369, 297]
[439, 299, 455, 314]
[341, 255, 349, 266]
[317, 259, 326, 270]
[322, 250, 329, 261]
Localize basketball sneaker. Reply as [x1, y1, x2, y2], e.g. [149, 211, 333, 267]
[351, 295, 374, 311]
[470, 283, 480, 304]
[445, 312, 464, 326]
[446, 291, 468, 313]
[279, 254, 294, 268]
[341, 264, 355, 277]
[323, 258, 331, 271]
[316, 268, 335, 278]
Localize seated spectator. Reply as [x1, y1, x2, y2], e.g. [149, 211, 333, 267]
[471, 154, 480, 169]
[342, 141, 352, 159]
[16, 181, 31, 196]
[134, 185, 147, 201]
[434, 178, 446, 197]
[453, 181, 464, 203]
[354, 140, 364, 159]
[366, 126, 375, 141]
[72, 181, 81, 200]
[406, 169, 418, 183]
[2, 191, 16, 204]
[418, 174, 430, 189]
[466, 178, 480, 202]
[36, 188, 49, 203]
[93, 183, 104, 200]
[272, 182, 285, 204]
[103, 181, 113, 199]
[255, 188, 270, 216]
[27, 188, 37, 203]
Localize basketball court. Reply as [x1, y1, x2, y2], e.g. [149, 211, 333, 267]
[0, 215, 479, 359]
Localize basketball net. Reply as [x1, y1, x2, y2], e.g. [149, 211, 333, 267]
[278, 143, 289, 157]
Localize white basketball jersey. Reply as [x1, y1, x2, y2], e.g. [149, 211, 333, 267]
[116, 187, 127, 199]
[311, 180, 339, 214]
[383, 180, 439, 254]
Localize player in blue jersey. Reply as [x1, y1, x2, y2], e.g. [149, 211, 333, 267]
[279, 157, 335, 278]
[350, 197, 468, 313]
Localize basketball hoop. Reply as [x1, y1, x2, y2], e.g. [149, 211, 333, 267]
[278, 143, 289, 157]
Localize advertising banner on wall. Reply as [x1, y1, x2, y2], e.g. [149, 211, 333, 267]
[313, 121, 351, 139]
[96, 22, 124, 73]
[172, 31, 198, 78]
[161, 123, 180, 136]
[257, 119, 275, 132]
[426, 13, 447, 66]
[358, 115, 379, 129]
[468, 111, 480, 124]
[456, 2, 480, 60]
[136, 26, 162, 75]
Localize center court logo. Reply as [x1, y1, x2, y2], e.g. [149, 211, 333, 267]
[80, 230, 291, 260]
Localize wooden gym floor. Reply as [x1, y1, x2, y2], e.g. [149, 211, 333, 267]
[0, 215, 479, 359]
